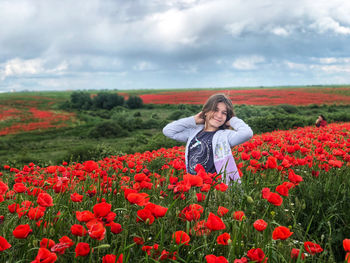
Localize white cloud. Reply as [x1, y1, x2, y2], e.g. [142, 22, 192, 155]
[232, 56, 265, 70]
[133, 61, 157, 71]
[316, 57, 350, 64]
[310, 17, 350, 35]
[318, 64, 350, 73]
[285, 61, 308, 71]
[271, 27, 289, 36]
[0, 58, 68, 80]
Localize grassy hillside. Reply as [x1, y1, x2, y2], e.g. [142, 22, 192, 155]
[1, 86, 350, 168]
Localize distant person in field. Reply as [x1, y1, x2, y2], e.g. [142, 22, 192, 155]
[315, 115, 327, 127]
[163, 93, 253, 184]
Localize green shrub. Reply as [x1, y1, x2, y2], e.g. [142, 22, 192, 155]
[135, 132, 184, 152]
[92, 92, 124, 110]
[143, 118, 160, 129]
[279, 104, 299, 114]
[111, 112, 140, 131]
[126, 95, 143, 109]
[88, 121, 128, 138]
[168, 110, 184, 120]
[61, 143, 125, 163]
[70, 91, 92, 109]
[133, 111, 141, 117]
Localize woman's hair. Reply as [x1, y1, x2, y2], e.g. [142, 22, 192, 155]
[200, 93, 235, 129]
[320, 114, 326, 121]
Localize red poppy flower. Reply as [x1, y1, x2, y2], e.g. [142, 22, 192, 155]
[93, 202, 112, 218]
[13, 224, 32, 239]
[215, 183, 228, 192]
[88, 222, 106, 240]
[28, 207, 45, 221]
[51, 240, 72, 254]
[233, 257, 248, 263]
[217, 233, 231, 245]
[253, 219, 268, 231]
[126, 193, 150, 206]
[196, 193, 206, 202]
[8, 203, 19, 213]
[75, 242, 90, 257]
[344, 239, 350, 252]
[217, 206, 229, 217]
[40, 238, 55, 249]
[71, 224, 88, 237]
[70, 193, 83, 202]
[136, 208, 155, 224]
[13, 183, 27, 193]
[172, 231, 190, 246]
[346, 253, 350, 263]
[102, 254, 116, 263]
[265, 156, 277, 169]
[183, 174, 203, 187]
[144, 203, 168, 218]
[272, 226, 293, 240]
[251, 150, 262, 160]
[37, 193, 54, 207]
[59, 236, 74, 247]
[201, 184, 211, 192]
[304, 241, 323, 255]
[205, 212, 226, 231]
[178, 204, 204, 222]
[267, 192, 283, 206]
[261, 188, 271, 199]
[31, 248, 57, 263]
[0, 236, 11, 251]
[83, 160, 99, 172]
[233, 211, 245, 221]
[0, 181, 9, 195]
[205, 254, 228, 263]
[290, 248, 305, 260]
[288, 169, 303, 185]
[51, 236, 74, 254]
[247, 248, 267, 263]
[107, 222, 123, 234]
[133, 236, 144, 245]
[275, 184, 289, 197]
[76, 211, 95, 222]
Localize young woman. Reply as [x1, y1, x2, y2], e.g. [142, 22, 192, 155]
[163, 93, 253, 184]
[315, 115, 327, 127]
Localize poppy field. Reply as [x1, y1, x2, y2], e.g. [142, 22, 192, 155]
[136, 86, 350, 105]
[1, 122, 350, 262]
[0, 95, 76, 136]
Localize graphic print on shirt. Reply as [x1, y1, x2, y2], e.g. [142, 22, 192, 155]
[188, 131, 215, 174]
[214, 141, 231, 160]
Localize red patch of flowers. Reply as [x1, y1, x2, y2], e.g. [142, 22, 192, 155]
[0, 121, 349, 261]
[136, 87, 350, 105]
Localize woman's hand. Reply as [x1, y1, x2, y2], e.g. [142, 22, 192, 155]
[194, 112, 205, 124]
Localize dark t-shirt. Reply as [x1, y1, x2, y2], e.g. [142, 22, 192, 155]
[187, 130, 216, 174]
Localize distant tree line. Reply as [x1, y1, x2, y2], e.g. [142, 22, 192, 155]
[63, 91, 143, 110]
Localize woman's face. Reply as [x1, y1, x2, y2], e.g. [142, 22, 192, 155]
[204, 102, 228, 131]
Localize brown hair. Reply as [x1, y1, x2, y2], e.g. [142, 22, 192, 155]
[200, 93, 235, 129]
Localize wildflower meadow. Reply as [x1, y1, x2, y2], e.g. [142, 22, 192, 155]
[1, 121, 350, 262]
[136, 87, 350, 105]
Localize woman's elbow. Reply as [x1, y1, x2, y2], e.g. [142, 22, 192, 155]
[162, 126, 171, 137]
[247, 128, 253, 140]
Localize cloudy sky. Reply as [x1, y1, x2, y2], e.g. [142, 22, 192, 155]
[1, 0, 350, 92]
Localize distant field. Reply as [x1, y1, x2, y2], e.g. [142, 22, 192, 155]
[1, 85, 350, 137]
[0, 94, 76, 136]
[130, 86, 350, 105]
